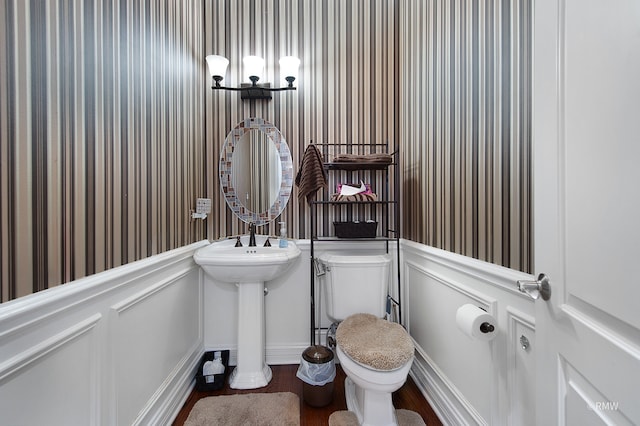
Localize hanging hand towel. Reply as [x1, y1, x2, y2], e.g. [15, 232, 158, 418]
[295, 144, 327, 203]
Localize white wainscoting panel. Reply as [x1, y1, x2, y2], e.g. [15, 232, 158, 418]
[402, 239, 536, 426]
[506, 307, 536, 426]
[203, 239, 393, 365]
[111, 268, 201, 425]
[405, 260, 496, 424]
[0, 241, 208, 426]
[1, 237, 541, 425]
[0, 315, 101, 425]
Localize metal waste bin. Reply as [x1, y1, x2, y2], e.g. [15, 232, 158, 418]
[296, 345, 336, 407]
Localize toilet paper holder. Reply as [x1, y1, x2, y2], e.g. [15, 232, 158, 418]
[479, 322, 495, 334]
[476, 307, 495, 334]
[456, 304, 496, 341]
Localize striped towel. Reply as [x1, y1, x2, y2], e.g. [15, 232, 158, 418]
[295, 144, 327, 202]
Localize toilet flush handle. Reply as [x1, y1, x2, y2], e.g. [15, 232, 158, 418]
[313, 258, 328, 276]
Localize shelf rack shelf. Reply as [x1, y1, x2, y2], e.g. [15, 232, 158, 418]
[308, 142, 401, 346]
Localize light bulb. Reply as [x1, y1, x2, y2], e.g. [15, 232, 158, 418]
[279, 56, 300, 86]
[205, 55, 229, 79]
[243, 56, 265, 83]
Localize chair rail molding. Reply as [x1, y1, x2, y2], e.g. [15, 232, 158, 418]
[0, 241, 209, 426]
[401, 239, 535, 425]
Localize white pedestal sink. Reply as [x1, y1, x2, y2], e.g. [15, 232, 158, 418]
[193, 235, 301, 389]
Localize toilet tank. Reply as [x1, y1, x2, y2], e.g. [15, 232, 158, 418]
[318, 253, 391, 322]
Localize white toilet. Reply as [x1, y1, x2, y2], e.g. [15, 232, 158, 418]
[318, 253, 415, 426]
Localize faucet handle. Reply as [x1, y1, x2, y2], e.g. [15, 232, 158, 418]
[263, 238, 271, 247]
[235, 236, 243, 247]
[248, 221, 257, 247]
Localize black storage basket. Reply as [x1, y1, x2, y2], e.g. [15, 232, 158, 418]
[195, 350, 230, 391]
[333, 221, 378, 238]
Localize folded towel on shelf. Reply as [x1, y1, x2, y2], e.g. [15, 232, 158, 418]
[295, 144, 327, 203]
[332, 153, 393, 164]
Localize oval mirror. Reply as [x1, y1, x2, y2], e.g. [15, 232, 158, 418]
[219, 118, 293, 226]
[232, 129, 282, 212]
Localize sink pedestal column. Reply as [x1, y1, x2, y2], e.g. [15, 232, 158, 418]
[229, 281, 272, 389]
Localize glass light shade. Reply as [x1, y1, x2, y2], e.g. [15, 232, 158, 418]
[205, 55, 229, 78]
[243, 56, 265, 83]
[279, 56, 300, 81]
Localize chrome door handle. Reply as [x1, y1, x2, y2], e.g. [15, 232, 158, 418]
[517, 273, 551, 301]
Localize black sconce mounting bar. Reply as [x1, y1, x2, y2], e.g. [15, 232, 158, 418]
[211, 76, 296, 100]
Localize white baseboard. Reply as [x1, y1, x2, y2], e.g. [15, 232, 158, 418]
[138, 343, 202, 425]
[267, 344, 310, 365]
[204, 344, 312, 367]
[410, 342, 486, 426]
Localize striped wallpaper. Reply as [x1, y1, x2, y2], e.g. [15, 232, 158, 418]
[205, 0, 531, 272]
[203, 0, 399, 241]
[0, 0, 531, 303]
[0, 0, 206, 302]
[400, 0, 532, 273]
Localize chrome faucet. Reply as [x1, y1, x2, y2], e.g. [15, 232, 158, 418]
[248, 222, 257, 247]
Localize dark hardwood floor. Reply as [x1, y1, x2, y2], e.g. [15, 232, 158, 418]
[173, 364, 442, 425]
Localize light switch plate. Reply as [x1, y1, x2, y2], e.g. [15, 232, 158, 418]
[196, 198, 212, 214]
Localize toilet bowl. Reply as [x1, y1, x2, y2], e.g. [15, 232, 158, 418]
[318, 253, 415, 426]
[335, 313, 414, 426]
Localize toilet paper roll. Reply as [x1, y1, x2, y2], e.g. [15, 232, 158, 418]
[456, 304, 497, 341]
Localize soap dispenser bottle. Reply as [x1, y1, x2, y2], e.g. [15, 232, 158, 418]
[279, 222, 288, 248]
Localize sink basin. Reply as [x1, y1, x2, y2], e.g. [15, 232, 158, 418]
[193, 235, 301, 283]
[193, 235, 301, 389]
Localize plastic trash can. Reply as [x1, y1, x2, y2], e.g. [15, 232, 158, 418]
[296, 345, 336, 407]
[195, 350, 230, 391]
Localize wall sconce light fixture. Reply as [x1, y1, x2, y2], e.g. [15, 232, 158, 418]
[205, 54, 300, 100]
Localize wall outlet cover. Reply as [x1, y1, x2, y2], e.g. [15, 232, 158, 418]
[196, 198, 212, 214]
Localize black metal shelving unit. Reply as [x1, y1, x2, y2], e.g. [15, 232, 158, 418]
[308, 142, 401, 346]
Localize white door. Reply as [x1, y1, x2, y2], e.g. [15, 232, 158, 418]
[533, 0, 640, 424]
